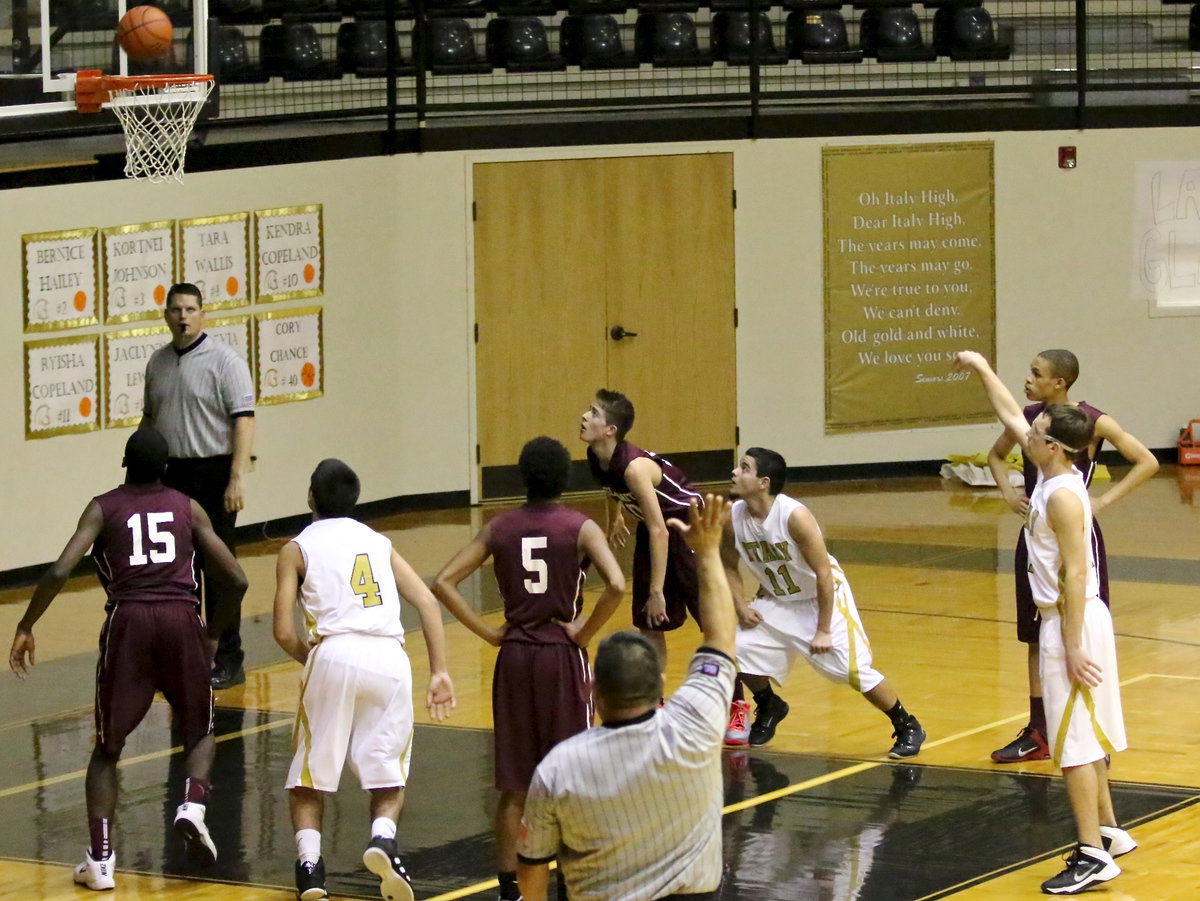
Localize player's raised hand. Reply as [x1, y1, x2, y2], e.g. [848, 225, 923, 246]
[426, 671, 456, 722]
[953, 350, 987, 372]
[9, 628, 35, 679]
[668, 495, 729, 556]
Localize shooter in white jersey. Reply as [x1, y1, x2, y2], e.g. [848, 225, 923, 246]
[273, 459, 455, 901]
[956, 352, 1135, 896]
[720, 447, 925, 759]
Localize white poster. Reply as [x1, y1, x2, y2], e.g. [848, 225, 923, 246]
[25, 335, 100, 439]
[207, 315, 253, 372]
[256, 205, 324, 303]
[1133, 162, 1200, 317]
[23, 228, 99, 332]
[103, 220, 176, 324]
[255, 306, 323, 405]
[180, 212, 251, 310]
[103, 326, 170, 429]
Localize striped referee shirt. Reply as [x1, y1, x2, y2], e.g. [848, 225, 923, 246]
[518, 648, 736, 901]
[143, 333, 255, 459]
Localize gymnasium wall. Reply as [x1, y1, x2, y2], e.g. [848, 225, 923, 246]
[3, 127, 1197, 573]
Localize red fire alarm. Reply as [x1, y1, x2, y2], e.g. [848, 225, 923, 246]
[1059, 146, 1077, 169]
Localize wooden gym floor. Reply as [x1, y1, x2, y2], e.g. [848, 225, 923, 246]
[1, 465, 1197, 900]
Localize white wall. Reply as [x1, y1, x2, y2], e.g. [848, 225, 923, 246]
[3, 126, 1197, 572]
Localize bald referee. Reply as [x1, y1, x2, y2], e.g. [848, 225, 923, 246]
[517, 494, 737, 901]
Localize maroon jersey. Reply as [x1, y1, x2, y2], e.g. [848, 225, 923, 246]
[1021, 401, 1106, 496]
[587, 441, 702, 523]
[488, 503, 591, 645]
[92, 484, 199, 608]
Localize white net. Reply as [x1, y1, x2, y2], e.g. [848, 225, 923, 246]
[107, 79, 214, 183]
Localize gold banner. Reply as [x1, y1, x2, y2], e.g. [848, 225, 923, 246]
[823, 142, 996, 433]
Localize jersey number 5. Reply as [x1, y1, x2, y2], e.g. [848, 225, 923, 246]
[350, 553, 383, 607]
[126, 512, 176, 565]
[522, 536, 548, 594]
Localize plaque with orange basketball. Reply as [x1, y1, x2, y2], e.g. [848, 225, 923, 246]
[103, 325, 170, 429]
[25, 335, 100, 439]
[255, 205, 324, 304]
[102, 220, 176, 324]
[255, 307, 323, 406]
[22, 228, 99, 332]
[179, 212, 250, 311]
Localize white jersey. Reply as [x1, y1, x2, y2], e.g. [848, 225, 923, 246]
[1024, 471, 1099, 611]
[732, 495, 844, 602]
[292, 517, 406, 641]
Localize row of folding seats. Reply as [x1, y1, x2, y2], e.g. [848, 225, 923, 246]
[214, 5, 1007, 81]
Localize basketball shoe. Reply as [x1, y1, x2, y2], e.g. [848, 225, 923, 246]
[1099, 825, 1137, 857]
[364, 835, 415, 901]
[1040, 844, 1119, 894]
[888, 716, 926, 759]
[174, 801, 218, 864]
[748, 694, 789, 746]
[724, 700, 750, 746]
[991, 725, 1050, 763]
[74, 848, 116, 891]
[295, 857, 328, 901]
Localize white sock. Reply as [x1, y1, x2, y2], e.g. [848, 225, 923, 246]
[296, 829, 321, 865]
[371, 817, 397, 840]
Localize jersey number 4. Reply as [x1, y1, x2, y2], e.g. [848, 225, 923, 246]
[350, 553, 383, 607]
[126, 512, 176, 565]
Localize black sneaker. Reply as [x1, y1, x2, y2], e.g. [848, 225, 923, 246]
[1040, 844, 1119, 894]
[748, 695, 789, 746]
[991, 724, 1050, 763]
[295, 858, 328, 901]
[888, 716, 926, 759]
[363, 836, 415, 901]
[211, 660, 245, 690]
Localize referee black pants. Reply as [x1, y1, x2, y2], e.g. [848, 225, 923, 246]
[164, 455, 243, 669]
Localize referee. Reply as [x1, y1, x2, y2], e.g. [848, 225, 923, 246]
[142, 282, 256, 690]
[517, 495, 737, 901]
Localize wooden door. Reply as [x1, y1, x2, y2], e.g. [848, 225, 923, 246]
[473, 154, 736, 499]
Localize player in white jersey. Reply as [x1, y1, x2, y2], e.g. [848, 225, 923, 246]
[955, 352, 1135, 896]
[719, 447, 925, 758]
[273, 459, 455, 901]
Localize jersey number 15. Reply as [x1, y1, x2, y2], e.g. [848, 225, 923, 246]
[126, 512, 176, 565]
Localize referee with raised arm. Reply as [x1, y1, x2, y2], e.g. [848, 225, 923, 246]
[142, 282, 256, 690]
[517, 494, 737, 901]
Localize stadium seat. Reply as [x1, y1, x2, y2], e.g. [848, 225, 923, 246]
[338, 0, 417, 17]
[214, 24, 270, 83]
[336, 20, 416, 76]
[785, 8, 862, 63]
[426, 0, 491, 18]
[561, 14, 639, 68]
[422, 17, 495, 72]
[210, 0, 270, 24]
[859, 4, 937, 61]
[928, 1, 1009, 60]
[490, 0, 560, 17]
[635, 13, 713, 66]
[711, 12, 788, 65]
[265, 0, 341, 21]
[486, 17, 567, 71]
[260, 22, 341, 80]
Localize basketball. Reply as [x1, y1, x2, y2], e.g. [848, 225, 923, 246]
[117, 5, 174, 61]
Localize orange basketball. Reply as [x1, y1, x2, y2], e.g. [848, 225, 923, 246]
[117, 5, 173, 61]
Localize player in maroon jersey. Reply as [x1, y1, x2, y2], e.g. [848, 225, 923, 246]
[581, 389, 703, 672]
[433, 436, 625, 901]
[7, 428, 248, 891]
[984, 349, 1157, 764]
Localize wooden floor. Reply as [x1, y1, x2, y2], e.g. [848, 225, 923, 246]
[1, 466, 1198, 900]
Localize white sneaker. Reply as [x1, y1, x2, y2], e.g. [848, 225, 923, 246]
[1100, 825, 1138, 857]
[73, 848, 116, 891]
[174, 802, 218, 864]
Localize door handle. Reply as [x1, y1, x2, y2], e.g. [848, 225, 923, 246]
[610, 325, 639, 341]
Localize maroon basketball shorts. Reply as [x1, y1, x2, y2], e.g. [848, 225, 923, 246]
[492, 639, 591, 792]
[95, 600, 214, 754]
[1013, 521, 1109, 644]
[632, 520, 701, 632]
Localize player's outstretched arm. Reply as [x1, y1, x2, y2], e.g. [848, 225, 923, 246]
[668, 495, 736, 657]
[954, 351, 1028, 448]
[1091, 415, 1159, 514]
[272, 541, 311, 665]
[431, 526, 504, 647]
[192, 500, 249, 639]
[562, 519, 626, 648]
[625, 456, 671, 626]
[789, 506, 836, 654]
[392, 549, 456, 722]
[987, 428, 1028, 516]
[9, 500, 104, 679]
[1047, 489, 1102, 689]
[720, 516, 761, 629]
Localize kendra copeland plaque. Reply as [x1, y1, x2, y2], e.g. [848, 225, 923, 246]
[255, 306, 323, 405]
[23, 228, 99, 332]
[255, 205, 324, 303]
[25, 335, 100, 439]
[179, 212, 250, 310]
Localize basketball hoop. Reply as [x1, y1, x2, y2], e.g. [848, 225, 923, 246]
[75, 70, 215, 183]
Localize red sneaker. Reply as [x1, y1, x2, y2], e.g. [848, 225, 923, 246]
[724, 699, 750, 747]
[991, 725, 1050, 763]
